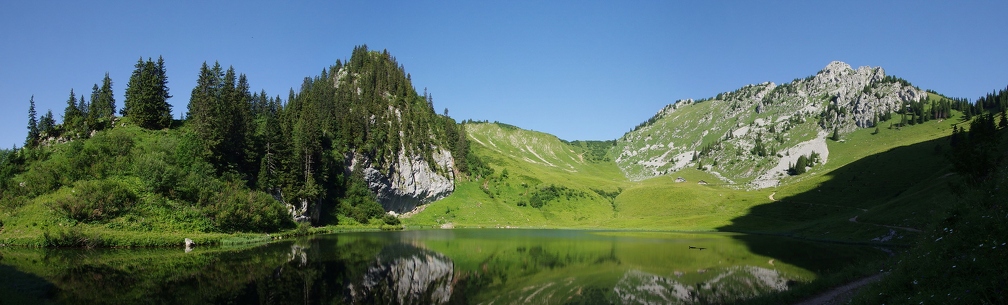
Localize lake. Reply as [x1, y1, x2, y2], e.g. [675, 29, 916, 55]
[0, 229, 885, 304]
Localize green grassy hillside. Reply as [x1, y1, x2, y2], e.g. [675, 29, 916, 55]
[405, 122, 625, 228]
[0, 120, 388, 247]
[405, 112, 966, 244]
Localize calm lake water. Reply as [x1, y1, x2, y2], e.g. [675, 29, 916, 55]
[0, 229, 884, 304]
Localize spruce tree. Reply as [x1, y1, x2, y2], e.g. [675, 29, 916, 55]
[39, 110, 56, 139]
[124, 57, 172, 129]
[88, 84, 100, 127]
[88, 73, 116, 129]
[63, 89, 82, 136]
[99, 73, 115, 118]
[187, 62, 255, 174]
[26, 96, 38, 147]
[188, 62, 224, 166]
[154, 56, 172, 127]
[77, 94, 88, 117]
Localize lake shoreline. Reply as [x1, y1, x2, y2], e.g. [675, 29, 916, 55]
[1, 224, 909, 249]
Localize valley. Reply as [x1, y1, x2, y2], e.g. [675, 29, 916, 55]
[406, 62, 968, 246]
[2, 52, 1005, 304]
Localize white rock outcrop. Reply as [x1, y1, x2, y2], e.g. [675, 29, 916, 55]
[350, 147, 455, 214]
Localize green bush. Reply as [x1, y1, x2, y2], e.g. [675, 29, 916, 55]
[135, 152, 180, 195]
[382, 214, 400, 225]
[43, 225, 98, 248]
[51, 179, 137, 222]
[528, 184, 584, 209]
[339, 174, 385, 224]
[176, 161, 222, 203]
[19, 159, 65, 197]
[204, 182, 291, 233]
[79, 130, 135, 178]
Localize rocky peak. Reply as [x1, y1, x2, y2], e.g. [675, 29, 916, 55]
[614, 61, 928, 188]
[820, 61, 853, 77]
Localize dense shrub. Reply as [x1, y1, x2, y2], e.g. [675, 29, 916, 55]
[528, 185, 586, 209]
[51, 179, 137, 222]
[79, 130, 135, 178]
[339, 174, 384, 224]
[134, 151, 181, 195]
[204, 182, 291, 233]
[0, 149, 24, 195]
[19, 158, 65, 197]
[175, 161, 222, 203]
[466, 152, 494, 179]
[382, 214, 400, 225]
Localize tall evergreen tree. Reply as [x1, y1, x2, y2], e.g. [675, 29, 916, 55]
[63, 89, 83, 137]
[124, 57, 172, 129]
[38, 110, 56, 139]
[188, 62, 224, 167]
[26, 96, 38, 147]
[88, 84, 100, 127]
[87, 74, 116, 129]
[99, 73, 115, 118]
[186, 62, 254, 176]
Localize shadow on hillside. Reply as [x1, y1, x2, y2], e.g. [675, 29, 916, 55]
[719, 134, 955, 272]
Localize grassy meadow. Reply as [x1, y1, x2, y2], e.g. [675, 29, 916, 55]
[406, 115, 963, 245]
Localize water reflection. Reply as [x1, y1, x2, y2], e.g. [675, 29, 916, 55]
[350, 243, 454, 304]
[614, 266, 791, 304]
[0, 230, 883, 304]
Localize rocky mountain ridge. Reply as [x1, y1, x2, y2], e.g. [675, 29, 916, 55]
[614, 61, 927, 188]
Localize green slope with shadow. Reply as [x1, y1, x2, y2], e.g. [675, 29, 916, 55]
[719, 135, 956, 242]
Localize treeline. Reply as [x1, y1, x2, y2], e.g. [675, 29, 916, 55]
[25, 74, 116, 147]
[6, 45, 475, 233]
[949, 112, 1006, 183]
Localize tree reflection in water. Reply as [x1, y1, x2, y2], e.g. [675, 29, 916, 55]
[0, 230, 882, 305]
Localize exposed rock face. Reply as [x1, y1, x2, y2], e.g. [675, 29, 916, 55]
[615, 61, 926, 188]
[350, 147, 455, 214]
[808, 61, 926, 129]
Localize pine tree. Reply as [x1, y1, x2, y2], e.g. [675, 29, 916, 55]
[88, 84, 100, 127]
[186, 62, 255, 175]
[63, 89, 83, 137]
[188, 62, 224, 166]
[87, 74, 116, 129]
[100, 73, 115, 118]
[26, 96, 38, 147]
[124, 57, 172, 129]
[830, 127, 840, 141]
[77, 94, 89, 119]
[39, 110, 56, 139]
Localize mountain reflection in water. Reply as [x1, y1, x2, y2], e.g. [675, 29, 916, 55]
[0, 229, 883, 305]
[349, 243, 454, 304]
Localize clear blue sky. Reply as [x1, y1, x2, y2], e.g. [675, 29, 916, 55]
[2, 1, 1006, 148]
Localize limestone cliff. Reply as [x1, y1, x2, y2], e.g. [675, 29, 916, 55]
[349, 147, 455, 214]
